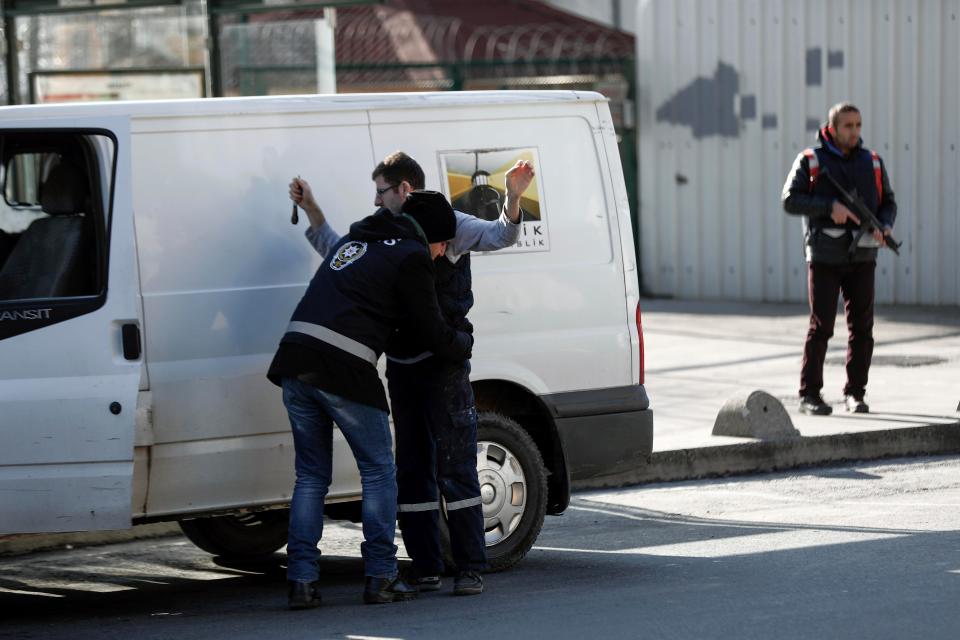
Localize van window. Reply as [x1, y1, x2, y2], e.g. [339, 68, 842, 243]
[0, 132, 112, 304]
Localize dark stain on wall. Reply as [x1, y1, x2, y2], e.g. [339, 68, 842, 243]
[806, 47, 822, 86]
[654, 62, 741, 138]
[654, 49, 842, 138]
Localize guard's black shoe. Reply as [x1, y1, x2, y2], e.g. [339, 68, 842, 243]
[363, 576, 418, 604]
[408, 574, 442, 592]
[287, 580, 322, 610]
[453, 571, 483, 596]
[845, 395, 869, 413]
[799, 395, 832, 416]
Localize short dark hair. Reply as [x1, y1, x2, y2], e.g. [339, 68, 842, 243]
[372, 151, 425, 190]
[828, 102, 860, 129]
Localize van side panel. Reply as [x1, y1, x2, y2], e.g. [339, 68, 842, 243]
[371, 99, 651, 490]
[131, 112, 374, 517]
[370, 104, 632, 395]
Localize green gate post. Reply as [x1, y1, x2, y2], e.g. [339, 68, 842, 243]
[449, 63, 463, 91]
[3, 11, 18, 104]
[621, 57, 641, 277]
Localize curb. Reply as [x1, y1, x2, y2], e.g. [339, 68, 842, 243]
[573, 421, 960, 488]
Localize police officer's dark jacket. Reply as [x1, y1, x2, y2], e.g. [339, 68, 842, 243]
[267, 209, 473, 411]
[782, 127, 897, 264]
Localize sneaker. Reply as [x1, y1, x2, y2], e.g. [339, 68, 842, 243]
[453, 570, 483, 596]
[408, 575, 442, 592]
[363, 576, 418, 604]
[845, 395, 869, 413]
[799, 395, 832, 416]
[287, 580, 322, 610]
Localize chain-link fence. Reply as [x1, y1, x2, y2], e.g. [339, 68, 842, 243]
[4, 0, 207, 104]
[216, 12, 637, 225]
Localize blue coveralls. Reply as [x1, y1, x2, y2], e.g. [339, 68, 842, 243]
[387, 248, 487, 574]
[387, 355, 486, 574]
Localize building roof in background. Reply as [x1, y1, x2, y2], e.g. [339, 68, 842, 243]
[254, 0, 634, 65]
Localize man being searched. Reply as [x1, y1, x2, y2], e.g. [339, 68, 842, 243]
[267, 190, 473, 609]
[782, 101, 897, 416]
[289, 151, 535, 596]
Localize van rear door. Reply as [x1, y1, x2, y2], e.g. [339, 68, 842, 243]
[0, 116, 139, 533]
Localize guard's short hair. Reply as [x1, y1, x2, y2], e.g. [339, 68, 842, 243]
[828, 102, 860, 129]
[372, 151, 425, 190]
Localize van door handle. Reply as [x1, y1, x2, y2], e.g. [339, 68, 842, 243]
[122, 323, 142, 361]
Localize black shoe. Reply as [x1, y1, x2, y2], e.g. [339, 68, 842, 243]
[363, 576, 418, 604]
[407, 574, 442, 592]
[799, 395, 832, 416]
[845, 395, 869, 413]
[288, 580, 322, 610]
[453, 571, 483, 596]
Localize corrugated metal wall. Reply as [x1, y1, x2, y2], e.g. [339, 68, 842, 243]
[635, 0, 960, 305]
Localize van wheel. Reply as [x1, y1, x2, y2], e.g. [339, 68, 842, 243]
[178, 510, 289, 558]
[439, 413, 547, 573]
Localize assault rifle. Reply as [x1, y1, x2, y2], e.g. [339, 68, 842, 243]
[821, 167, 901, 256]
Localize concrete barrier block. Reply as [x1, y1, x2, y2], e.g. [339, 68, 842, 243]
[713, 390, 800, 440]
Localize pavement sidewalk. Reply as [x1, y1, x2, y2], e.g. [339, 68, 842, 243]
[611, 298, 960, 485]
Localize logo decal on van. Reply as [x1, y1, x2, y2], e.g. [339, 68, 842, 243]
[330, 241, 368, 271]
[439, 147, 550, 254]
[0, 308, 52, 322]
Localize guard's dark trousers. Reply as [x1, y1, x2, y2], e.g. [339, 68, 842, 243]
[800, 260, 876, 398]
[387, 359, 487, 576]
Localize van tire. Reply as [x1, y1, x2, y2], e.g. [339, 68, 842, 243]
[439, 412, 547, 573]
[178, 510, 289, 558]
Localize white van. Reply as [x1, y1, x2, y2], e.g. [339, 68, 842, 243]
[0, 91, 651, 570]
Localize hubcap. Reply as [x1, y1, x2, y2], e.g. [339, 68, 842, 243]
[476, 440, 527, 546]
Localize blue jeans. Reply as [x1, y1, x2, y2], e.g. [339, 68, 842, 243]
[282, 377, 398, 581]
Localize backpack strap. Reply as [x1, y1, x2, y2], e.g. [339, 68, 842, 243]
[869, 150, 883, 201]
[802, 148, 819, 192]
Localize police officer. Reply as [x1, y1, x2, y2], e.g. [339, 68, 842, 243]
[782, 102, 897, 416]
[268, 191, 472, 609]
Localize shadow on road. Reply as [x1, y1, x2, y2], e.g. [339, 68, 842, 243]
[2, 485, 960, 639]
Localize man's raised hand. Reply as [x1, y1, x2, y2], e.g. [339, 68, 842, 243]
[505, 160, 535, 198]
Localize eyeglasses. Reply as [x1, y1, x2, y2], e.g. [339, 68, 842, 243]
[375, 183, 399, 196]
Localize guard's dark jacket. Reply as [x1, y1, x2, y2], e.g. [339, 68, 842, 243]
[267, 210, 473, 410]
[386, 252, 474, 360]
[782, 127, 897, 264]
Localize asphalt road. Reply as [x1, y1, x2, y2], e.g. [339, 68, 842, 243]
[3, 455, 960, 640]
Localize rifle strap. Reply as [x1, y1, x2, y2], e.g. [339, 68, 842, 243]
[870, 150, 883, 201]
[803, 148, 819, 192]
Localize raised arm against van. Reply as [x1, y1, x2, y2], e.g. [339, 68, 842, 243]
[289, 177, 326, 228]
[290, 176, 343, 257]
[504, 160, 534, 224]
[445, 160, 534, 260]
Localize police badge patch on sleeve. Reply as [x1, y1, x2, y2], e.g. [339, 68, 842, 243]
[330, 241, 368, 270]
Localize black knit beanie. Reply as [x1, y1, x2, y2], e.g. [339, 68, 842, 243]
[401, 190, 457, 243]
